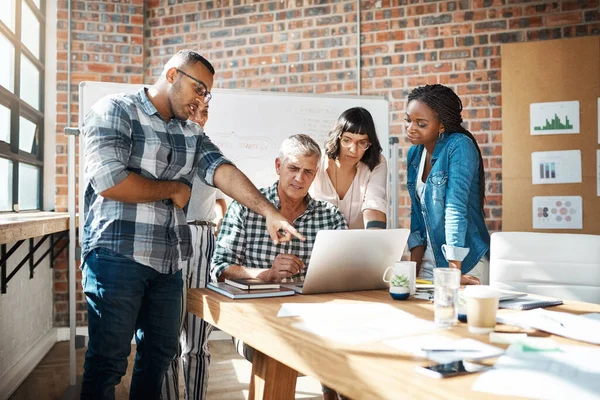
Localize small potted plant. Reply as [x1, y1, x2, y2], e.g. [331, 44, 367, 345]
[389, 274, 410, 300]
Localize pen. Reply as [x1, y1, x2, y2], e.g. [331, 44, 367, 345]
[539, 313, 566, 328]
[420, 348, 481, 352]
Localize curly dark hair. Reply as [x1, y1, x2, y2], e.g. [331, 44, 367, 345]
[408, 84, 486, 210]
[324, 107, 383, 171]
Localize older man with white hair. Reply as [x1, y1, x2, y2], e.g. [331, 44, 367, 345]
[211, 134, 347, 283]
[210, 134, 347, 400]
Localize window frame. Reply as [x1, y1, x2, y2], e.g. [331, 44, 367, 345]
[0, 0, 45, 213]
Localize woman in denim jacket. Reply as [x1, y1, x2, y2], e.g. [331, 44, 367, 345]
[405, 84, 490, 285]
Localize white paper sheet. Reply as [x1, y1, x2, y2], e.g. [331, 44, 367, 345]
[532, 196, 582, 229]
[384, 334, 504, 364]
[278, 303, 401, 318]
[278, 303, 439, 345]
[488, 332, 527, 345]
[473, 344, 600, 400]
[531, 150, 582, 184]
[530, 101, 580, 135]
[496, 310, 600, 345]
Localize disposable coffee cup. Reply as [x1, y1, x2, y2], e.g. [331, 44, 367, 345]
[464, 285, 500, 334]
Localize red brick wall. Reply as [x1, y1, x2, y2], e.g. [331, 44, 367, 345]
[53, 0, 600, 325]
[53, 0, 144, 326]
[143, 0, 599, 233]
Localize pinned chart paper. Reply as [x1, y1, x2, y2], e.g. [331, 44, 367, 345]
[531, 150, 582, 185]
[532, 196, 582, 229]
[597, 150, 600, 196]
[530, 101, 579, 135]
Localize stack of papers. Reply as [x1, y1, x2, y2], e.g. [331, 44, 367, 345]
[384, 334, 504, 363]
[473, 344, 600, 399]
[414, 282, 434, 300]
[497, 310, 600, 344]
[278, 303, 439, 345]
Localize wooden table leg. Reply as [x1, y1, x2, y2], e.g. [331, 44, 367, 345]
[249, 349, 298, 400]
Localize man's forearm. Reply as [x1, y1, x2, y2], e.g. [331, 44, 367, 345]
[100, 172, 177, 203]
[218, 265, 270, 282]
[213, 164, 277, 217]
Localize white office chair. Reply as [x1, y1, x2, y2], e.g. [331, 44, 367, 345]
[489, 232, 600, 304]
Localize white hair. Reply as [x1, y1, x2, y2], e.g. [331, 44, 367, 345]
[279, 134, 321, 162]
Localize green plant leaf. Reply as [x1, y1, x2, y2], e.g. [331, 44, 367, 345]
[390, 274, 409, 287]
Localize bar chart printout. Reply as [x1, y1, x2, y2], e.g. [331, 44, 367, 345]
[530, 101, 580, 135]
[531, 150, 581, 185]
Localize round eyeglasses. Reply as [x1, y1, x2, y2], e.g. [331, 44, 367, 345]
[176, 68, 212, 104]
[340, 137, 371, 150]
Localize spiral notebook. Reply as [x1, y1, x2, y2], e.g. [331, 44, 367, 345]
[499, 295, 563, 311]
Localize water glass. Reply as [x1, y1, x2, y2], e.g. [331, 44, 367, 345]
[434, 268, 461, 327]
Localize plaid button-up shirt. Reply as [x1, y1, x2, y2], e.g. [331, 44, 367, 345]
[210, 182, 347, 282]
[82, 88, 231, 273]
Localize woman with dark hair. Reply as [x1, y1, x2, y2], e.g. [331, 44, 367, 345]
[405, 84, 490, 285]
[311, 107, 387, 229]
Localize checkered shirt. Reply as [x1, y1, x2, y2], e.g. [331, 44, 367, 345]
[210, 182, 347, 282]
[82, 88, 231, 273]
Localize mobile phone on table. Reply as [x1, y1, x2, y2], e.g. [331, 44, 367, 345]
[415, 360, 492, 379]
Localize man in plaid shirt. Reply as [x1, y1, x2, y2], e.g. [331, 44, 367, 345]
[210, 134, 346, 400]
[81, 50, 304, 400]
[211, 134, 347, 284]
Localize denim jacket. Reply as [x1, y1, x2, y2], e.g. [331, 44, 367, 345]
[406, 132, 490, 275]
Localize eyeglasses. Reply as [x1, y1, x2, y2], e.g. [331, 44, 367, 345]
[176, 68, 212, 104]
[340, 137, 371, 150]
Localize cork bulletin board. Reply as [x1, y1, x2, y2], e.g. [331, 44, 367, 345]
[501, 36, 600, 234]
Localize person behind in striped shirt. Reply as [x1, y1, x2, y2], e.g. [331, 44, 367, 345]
[162, 101, 227, 400]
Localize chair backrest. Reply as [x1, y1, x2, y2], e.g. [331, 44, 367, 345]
[489, 232, 600, 304]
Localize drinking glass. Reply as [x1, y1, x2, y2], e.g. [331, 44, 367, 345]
[434, 268, 461, 327]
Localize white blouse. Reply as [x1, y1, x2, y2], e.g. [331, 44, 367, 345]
[310, 154, 387, 229]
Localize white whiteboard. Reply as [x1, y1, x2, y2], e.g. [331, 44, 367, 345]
[78, 81, 390, 241]
[206, 89, 389, 190]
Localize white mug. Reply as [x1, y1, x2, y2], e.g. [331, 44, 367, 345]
[382, 261, 416, 295]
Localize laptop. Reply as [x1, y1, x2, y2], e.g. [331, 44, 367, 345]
[282, 229, 410, 295]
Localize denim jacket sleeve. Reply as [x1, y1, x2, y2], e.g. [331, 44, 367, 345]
[441, 136, 478, 262]
[407, 146, 427, 250]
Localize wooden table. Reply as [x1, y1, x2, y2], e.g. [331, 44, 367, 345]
[188, 289, 600, 400]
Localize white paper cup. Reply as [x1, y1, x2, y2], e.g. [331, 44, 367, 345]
[464, 285, 500, 334]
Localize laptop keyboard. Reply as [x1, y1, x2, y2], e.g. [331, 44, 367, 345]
[282, 274, 305, 284]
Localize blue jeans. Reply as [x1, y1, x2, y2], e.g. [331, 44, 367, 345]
[81, 247, 182, 400]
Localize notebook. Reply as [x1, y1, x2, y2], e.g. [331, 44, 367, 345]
[224, 278, 280, 290]
[207, 282, 295, 300]
[499, 295, 563, 310]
